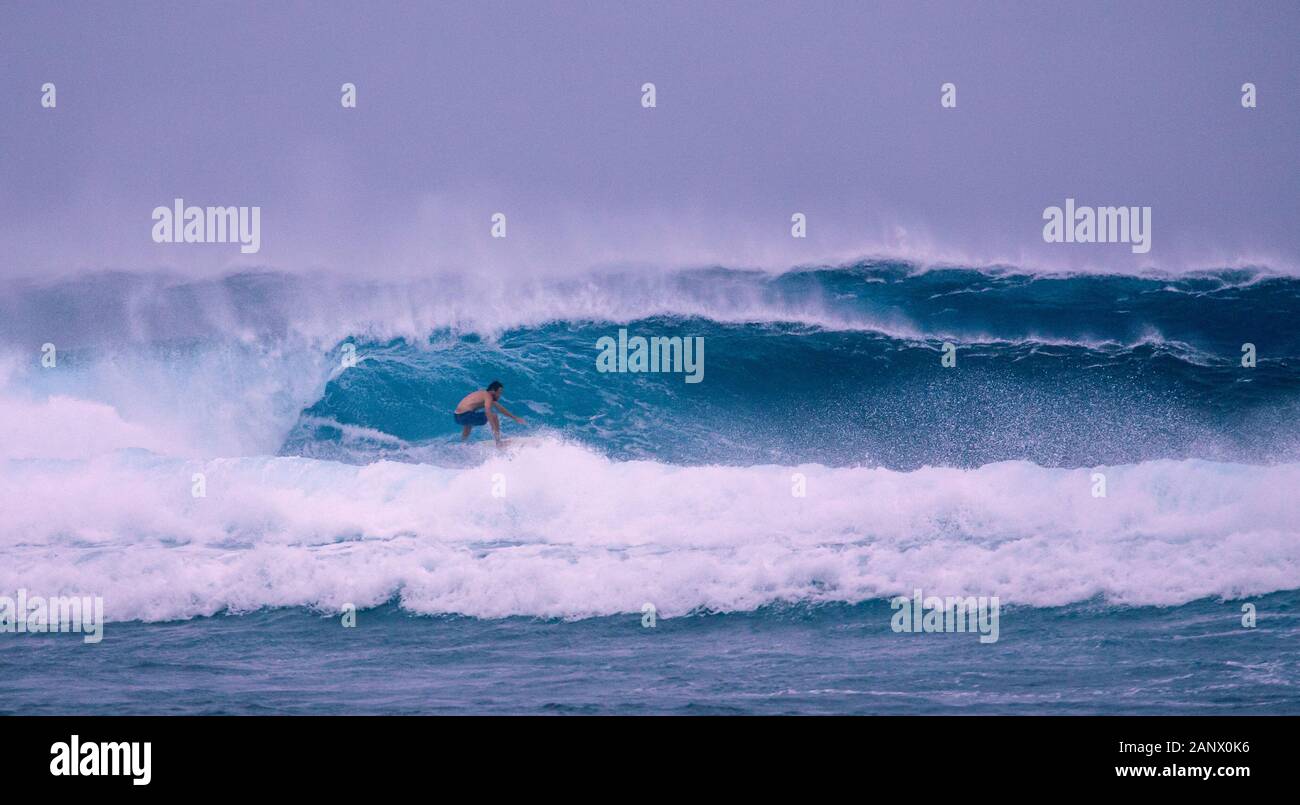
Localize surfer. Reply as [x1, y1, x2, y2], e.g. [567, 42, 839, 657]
[454, 380, 525, 445]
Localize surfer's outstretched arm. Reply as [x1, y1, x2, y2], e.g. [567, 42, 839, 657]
[493, 402, 525, 424]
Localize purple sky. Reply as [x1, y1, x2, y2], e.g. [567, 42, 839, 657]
[1, 0, 1297, 277]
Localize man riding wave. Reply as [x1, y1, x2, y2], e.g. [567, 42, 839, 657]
[454, 380, 525, 445]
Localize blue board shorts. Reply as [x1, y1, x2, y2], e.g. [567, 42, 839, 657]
[454, 410, 488, 427]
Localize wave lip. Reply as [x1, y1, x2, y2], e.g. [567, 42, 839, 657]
[5, 262, 1299, 346]
[2, 440, 1297, 622]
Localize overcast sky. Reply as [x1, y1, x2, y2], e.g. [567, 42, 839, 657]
[1, 1, 1297, 278]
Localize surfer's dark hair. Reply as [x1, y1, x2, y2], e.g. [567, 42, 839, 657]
[487, 380, 504, 392]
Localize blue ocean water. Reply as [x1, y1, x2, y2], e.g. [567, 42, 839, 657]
[1, 263, 1298, 713]
[5, 595, 1298, 715]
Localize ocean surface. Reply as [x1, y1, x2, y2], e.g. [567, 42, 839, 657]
[2, 262, 1298, 714]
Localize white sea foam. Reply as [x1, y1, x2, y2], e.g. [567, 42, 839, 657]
[1, 439, 1296, 622]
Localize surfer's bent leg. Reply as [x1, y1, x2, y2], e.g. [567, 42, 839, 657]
[454, 410, 488, 442]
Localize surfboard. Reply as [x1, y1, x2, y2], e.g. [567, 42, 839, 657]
[497, 436, 544, 451]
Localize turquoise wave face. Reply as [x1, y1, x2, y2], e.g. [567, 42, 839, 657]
[5, 263, 1298, 468]
[281, 268, 1300, 469]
